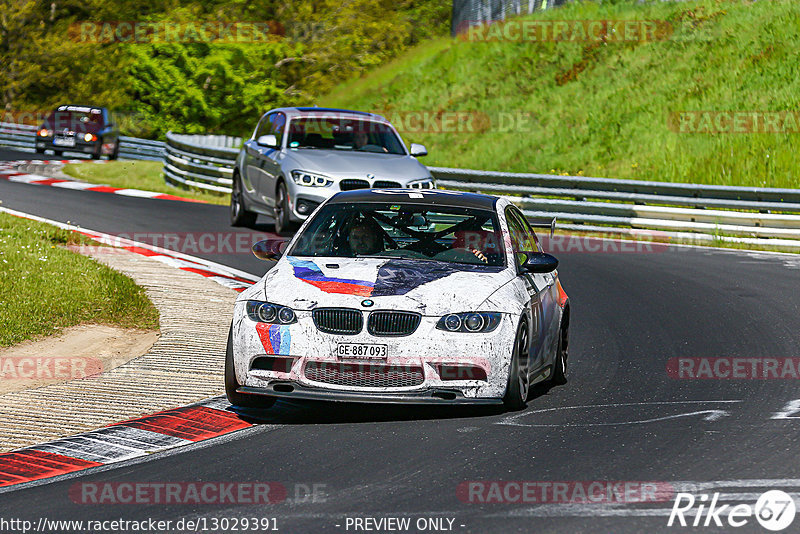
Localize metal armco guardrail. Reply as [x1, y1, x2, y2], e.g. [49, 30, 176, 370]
[0, 121, 164, 160]
[430, 167, 800, 251]
[155, 138, 800, 250]
[162, 132, 240, 193]
[4, 119, 800, 251]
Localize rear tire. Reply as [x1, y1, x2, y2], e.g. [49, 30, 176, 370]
[230, 173, 257, 227]
[54, 150, 63, 157]
[35, 148, 44, 154]
[551, 325, 568, 385]
[503, 318, 530, 411]
[225, 324, 276, 409]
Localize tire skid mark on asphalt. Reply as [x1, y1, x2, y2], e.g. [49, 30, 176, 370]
[0, 159, 209, 203]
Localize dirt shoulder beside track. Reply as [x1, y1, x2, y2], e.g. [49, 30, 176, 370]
[0, 326, 158, 395]
[0, 247, 236, 452]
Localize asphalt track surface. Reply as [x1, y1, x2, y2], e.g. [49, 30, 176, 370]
[2, 149, 800, 533]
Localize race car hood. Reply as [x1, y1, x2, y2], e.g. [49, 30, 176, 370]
[284, 150, 429, 180]
[260, 256, 514, 316]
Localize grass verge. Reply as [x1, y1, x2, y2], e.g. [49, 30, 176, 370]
[323, 0, 800, 189]
[0, 212, 160, 347]
[62, 160, 229, 205]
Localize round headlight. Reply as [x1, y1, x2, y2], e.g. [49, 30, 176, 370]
[444, 314, 462, 331]
[278, 307, 296, 324]
[258, 304, 277, 322]
[84, 133, 95, 142]
[465, 313, 484, 332]
[301, 174, 313, 185]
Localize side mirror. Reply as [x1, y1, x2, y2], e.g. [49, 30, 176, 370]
[409, 143, 427, 157]
[252, 240, 282, 261]
[257, 134, 278, 148]
[521, 252, 558, 274]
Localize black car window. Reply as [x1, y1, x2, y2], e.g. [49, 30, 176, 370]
[505, 207, 536, 269]
[510, 207, 540, 253]
[270, 113, 286, 145]
[254, 113, 273, 140]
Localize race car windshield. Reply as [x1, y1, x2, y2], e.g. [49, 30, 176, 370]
[289, 202, 506, 267]
[43, 110, 104, 133]
[286, 117, 406, 155]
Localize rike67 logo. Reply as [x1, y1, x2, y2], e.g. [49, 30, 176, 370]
[668, 490, 796, 531]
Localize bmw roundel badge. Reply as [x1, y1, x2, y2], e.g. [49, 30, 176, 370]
[361, 299, 374, 307]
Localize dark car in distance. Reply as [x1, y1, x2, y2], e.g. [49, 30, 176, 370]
[35, 105, 120, 159]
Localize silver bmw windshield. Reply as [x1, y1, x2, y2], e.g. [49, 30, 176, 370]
[286, 117, 406, 155]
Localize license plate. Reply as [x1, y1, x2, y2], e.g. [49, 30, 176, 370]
[337, 343, 388, 359]
[53, 137, 75, 147]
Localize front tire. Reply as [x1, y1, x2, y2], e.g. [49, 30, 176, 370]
[109, 141, 120, 160]
[91, 140, 102, 160]
[503, 318, 530, 410]
[551, 324, 569, 385]
[230, 173, 257, 227]
[273, 182, 295, 236]
[225, 324, 276, 409]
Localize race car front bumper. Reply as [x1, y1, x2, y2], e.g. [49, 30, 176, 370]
[231, 302, 518, 402]
[236, 383, 504, 405]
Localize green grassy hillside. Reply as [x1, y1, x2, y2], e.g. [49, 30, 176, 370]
[323, 0, 800, 188]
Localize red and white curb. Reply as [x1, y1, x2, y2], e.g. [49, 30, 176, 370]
[0, 159, 209, 203]
[0, 208, 265, 489]
[0, 207, 260, 292]
[0, 398, 253, 489]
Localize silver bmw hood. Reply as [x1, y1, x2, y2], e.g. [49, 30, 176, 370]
[261, 256, 514, 316]
[283, 150, 429, 180]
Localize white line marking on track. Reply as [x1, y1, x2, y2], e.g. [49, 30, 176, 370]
[498, 400, 742, 427]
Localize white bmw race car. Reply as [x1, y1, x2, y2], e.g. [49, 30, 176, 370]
[226, 189, 570, 409]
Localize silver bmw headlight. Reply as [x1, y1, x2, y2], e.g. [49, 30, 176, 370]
[407, 178, 435, 189]
[291, 170, 333, 187]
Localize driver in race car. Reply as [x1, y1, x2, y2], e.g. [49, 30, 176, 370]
[348, 219, 385, 255]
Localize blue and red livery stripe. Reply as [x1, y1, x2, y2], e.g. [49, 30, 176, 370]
[288, 258, 375, 296]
